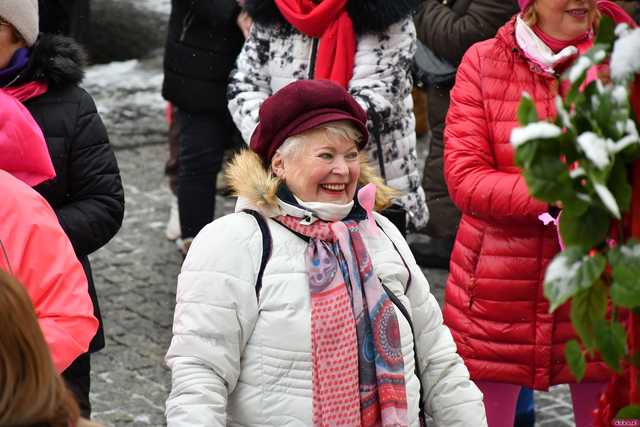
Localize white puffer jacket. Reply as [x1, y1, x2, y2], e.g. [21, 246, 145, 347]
[165, 152, 485, 427]
[227, 17, 428, 230]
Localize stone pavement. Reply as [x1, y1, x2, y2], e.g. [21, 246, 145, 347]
[83, 58, 578, 427]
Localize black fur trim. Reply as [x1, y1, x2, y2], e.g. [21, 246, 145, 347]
[15, 34, 86, 88]
[245, 0, 422, 34]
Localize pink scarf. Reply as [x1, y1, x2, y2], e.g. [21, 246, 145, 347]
[277, 214, 409, 426]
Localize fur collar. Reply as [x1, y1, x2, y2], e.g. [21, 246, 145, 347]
[245, 0, 422, 35]
[15, 34, 86, 88]
[225, 150, 396, 216]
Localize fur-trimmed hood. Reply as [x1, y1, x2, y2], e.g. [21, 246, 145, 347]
[14, 34, 86, 88]
[225, 149, 397, 216]
[245, 0, 422, 34]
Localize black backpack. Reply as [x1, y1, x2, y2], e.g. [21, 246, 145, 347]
[243, 209, 427, 426]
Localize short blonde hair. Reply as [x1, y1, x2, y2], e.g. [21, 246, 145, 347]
[276, 120, 364, 160]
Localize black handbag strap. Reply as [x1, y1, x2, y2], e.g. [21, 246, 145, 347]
[243, 209, 272, 300]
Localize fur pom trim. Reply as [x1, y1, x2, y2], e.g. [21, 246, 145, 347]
[18, 34, 86, 88]
[245, 0, 421, 34]
[225, 149, 397, 214]
[226, 150, 281, 216]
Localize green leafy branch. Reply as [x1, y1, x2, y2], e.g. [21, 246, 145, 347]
[512, 16, 640, 418]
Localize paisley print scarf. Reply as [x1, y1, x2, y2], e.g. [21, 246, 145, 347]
[276, 214, 408, 427]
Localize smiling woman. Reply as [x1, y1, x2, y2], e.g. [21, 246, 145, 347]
[442, 0, 636, 426]
[271, 122, 362, 205]
[165, 79, 487, 427]
[522, 0, 599, 40]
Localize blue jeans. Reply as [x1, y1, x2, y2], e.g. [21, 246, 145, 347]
[176, 109, 230, 239]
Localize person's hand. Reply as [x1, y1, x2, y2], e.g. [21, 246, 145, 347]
[237, 10, 252, 40]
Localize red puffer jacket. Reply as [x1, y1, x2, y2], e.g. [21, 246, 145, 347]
[443, 16, 612, 390]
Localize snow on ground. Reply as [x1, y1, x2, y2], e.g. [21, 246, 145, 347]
[127, 0, 170, 15]
[84, 57, 167, 149]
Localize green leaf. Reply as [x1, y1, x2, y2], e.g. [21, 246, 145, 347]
[544, 247, 606, 312]
[595, 15, 615, 47]
[616, 405, 640, 419]
[517, 93, 539, 126]
[562, 195, 590, 217]
[522, 156, 574, 203]
[609, 240, 640, 308]
[594, 319, 627, 372]
[608, 160, 633, 213]
[559, 206, 611, 250]
[595, 87, 615, 135]
[565, 340, 586, 382]
[570, 281, 608, 351]
[514, 140, 539, 170]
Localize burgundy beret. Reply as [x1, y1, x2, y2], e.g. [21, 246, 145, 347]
[250, 79, 369, 164]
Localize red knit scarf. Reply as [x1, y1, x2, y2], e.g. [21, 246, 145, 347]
[532, 25, 592, 54]
[274, 0, 357, 88]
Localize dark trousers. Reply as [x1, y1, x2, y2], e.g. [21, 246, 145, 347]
[62, 352, 91, 418]
[176, 109, 231, 239]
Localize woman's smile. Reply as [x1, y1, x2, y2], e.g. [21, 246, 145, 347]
[565, 7, 589, 19]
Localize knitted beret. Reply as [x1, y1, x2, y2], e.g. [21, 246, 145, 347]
[250, 80, 369, 164]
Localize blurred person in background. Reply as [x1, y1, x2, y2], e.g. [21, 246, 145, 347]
[1, 0, 125, 416]
[38, 0, 90, 45]
[228, 0, 428, 235]
[161, 0, 245, 254]
[442, 1, 636, 426]
[410, 0, 518, 269]
[0, 89, 98, 383]
[0, 269, 101, 427]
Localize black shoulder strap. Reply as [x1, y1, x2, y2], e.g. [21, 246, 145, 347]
[243, 209, 272, 301]
[375, 218, 412, 291]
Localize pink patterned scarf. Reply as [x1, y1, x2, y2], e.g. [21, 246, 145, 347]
[277, 215, 409, 427]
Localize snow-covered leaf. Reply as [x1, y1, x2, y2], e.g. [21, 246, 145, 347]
[594, 183, 621, 219]
[612, 85, 628, 105]
[609, 240, 640, 308]
[555, 96, 573, 130]
[511, 122, 562, 147]
[544, 247, 606, 312]
[576, 132, 611, 169]
[569, 56, 593, 84]
[611, 27, 640, 82]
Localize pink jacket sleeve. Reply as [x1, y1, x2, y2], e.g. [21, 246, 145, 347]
[0, 171, 98, 372]
[444, 45, 548, 225]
